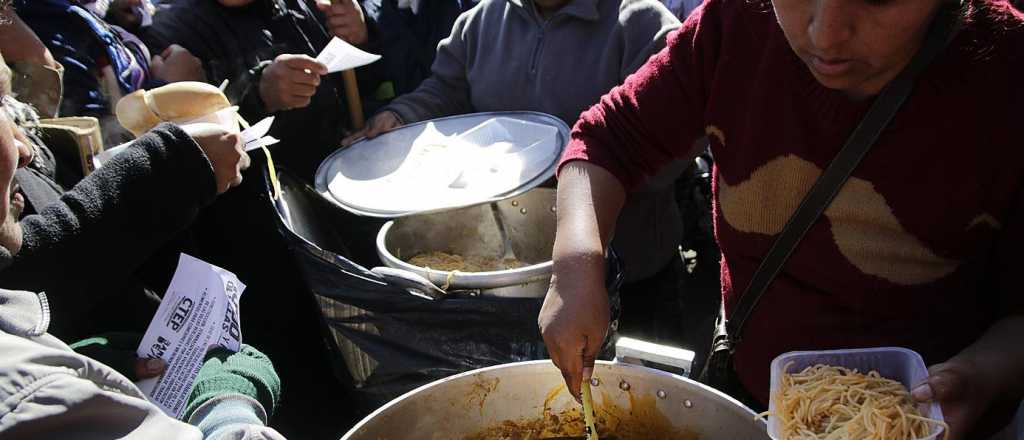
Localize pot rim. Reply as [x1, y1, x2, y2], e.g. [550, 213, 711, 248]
[341, 360, 763, 440]
[376, 220, 553, 289]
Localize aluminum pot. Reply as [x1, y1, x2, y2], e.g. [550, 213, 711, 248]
[340, 358, 769, 440]
[376, 188, 555, 298]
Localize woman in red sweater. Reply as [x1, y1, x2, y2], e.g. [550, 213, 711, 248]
[538, 0, 1024, 437]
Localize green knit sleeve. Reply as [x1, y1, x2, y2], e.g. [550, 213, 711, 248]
[182, 344, 281, 422]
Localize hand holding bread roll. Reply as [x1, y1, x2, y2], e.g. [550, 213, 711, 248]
[180, 122, 250, 194]
[115, 81, 232, 136]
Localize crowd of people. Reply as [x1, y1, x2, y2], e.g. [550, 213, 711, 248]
[0, 0, 1021, 438]
[0, 0, 695, 437]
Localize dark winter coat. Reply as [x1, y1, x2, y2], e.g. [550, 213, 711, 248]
[0, 124, 217, 337]
[143, 0, 378, 178]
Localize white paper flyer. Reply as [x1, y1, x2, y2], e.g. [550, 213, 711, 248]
[241, 116, 280, 151]
[136, 253, 246, 418]
[315, 37, 381, 73]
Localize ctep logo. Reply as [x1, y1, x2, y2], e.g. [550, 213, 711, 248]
[166, 297, 194, 332]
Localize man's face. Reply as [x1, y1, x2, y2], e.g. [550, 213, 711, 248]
[0, 53, 34, 255]
[773, 0, 944, 98]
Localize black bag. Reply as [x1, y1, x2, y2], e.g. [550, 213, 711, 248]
[266, 169, 623, 412]
[697, 4, 962, 400]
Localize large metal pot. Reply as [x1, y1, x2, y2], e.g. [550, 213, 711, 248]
[341, 358, 769, 440]
[376, 188, 555, 298]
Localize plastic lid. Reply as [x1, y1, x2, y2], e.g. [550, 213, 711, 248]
[315, 112, 570, 217]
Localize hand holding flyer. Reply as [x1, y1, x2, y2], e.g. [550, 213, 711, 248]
[315, 36, 381, 73]
[136, 254, 246, 418]
[241, 116, 280, 151]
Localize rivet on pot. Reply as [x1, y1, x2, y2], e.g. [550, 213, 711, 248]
[511, 201, 519, 207]
[619, 381, 631, 391]
[683, 399, 694, 409]
[657, 390, 668, 399]
[550, 206, 556, 213]
[519, 208, 528, 215]
[590, 378, 600, 387]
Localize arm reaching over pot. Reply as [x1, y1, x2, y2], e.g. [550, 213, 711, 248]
[538, 161, 624, 401]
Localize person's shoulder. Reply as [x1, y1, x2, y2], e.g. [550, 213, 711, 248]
[616, 0, 677, 19]
[613, 0, 680, 35]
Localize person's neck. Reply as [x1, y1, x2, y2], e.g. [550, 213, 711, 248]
[533, 0, 568, 19]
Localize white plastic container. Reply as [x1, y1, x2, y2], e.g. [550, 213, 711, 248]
[767, 347, 945, 440]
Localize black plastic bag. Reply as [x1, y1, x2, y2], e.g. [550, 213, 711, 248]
[265, 170, 621, 411]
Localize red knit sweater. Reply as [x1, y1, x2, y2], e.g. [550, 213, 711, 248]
[561, 0, 1024, 404]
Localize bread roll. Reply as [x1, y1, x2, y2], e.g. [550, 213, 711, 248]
[115, 81, 231, 136]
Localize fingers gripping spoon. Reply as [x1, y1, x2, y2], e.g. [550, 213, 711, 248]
[581, 380, 599, 440]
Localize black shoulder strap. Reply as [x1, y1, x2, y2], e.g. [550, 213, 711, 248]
[727, 5, 962, 341]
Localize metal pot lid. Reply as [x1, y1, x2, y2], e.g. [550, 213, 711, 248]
[315, 111, 570, 218]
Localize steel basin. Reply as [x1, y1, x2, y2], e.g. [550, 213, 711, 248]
[376, 188, 555, 298]
[340, 360, 769, 439]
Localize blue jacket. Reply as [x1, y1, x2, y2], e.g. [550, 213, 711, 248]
[15, 0, 157, 129]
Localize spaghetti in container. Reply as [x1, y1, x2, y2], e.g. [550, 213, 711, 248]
[767, 347, 945, 440]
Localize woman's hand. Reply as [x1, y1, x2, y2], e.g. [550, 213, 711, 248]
[538, 162, 626, 401]
[912, 358, 994, 440]
[539, 267, 610, 401]
[341, 110, 402, 146]
[912, 315, 1024, 439]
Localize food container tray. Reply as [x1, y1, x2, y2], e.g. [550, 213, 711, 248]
[767, 347, 944, 440]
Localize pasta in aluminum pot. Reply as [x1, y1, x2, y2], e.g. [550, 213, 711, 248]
[408, 251, 526, 272]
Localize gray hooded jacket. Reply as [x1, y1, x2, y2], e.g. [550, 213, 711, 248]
[0, 288, 206, 439]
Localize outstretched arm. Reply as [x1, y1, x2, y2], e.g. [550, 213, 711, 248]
[539, 161, 626, 400]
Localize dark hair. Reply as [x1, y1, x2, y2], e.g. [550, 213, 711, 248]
[746, 0, 772, 13]
[0, 1, 11, 25]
